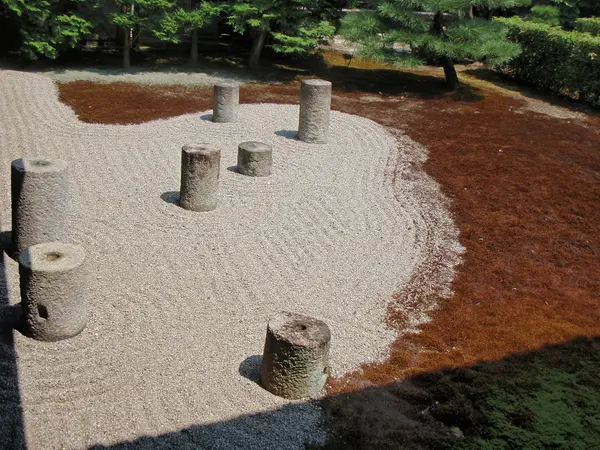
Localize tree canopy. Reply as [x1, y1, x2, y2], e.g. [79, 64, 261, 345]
[2, 0, 93, 59]
[340, 0, 531, 89]
[226, 0, 337, 66]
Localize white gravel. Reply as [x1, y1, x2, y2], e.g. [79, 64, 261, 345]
[0, 69, 463, 449]
[44, 67, 264, 86]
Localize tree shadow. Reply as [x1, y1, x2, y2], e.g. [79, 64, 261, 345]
[465, 67, 600, 117]
[3, 42, 485, 102]
[0, 232, 26, 449]
[84, 336, 600, 449]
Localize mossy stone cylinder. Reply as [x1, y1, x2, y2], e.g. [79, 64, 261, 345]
[297, 79, 332, 144]
[19, 242, 87, 342]
[180, 144, 221, 212]
[260, 311, 331, 399]
[10, 158, 69, 258]
[237, 141, 272, 177]
[212, 82, 239, 123]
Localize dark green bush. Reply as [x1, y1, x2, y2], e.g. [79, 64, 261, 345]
[575, 17, 600, 36]
[496, 16, 600, 104]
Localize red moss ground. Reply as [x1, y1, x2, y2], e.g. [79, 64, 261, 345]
[57, 62, 600, 444]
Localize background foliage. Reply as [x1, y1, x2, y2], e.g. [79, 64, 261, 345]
[498, 16, 600, 103]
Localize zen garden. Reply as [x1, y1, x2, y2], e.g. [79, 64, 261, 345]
[0, 0, 599, 448]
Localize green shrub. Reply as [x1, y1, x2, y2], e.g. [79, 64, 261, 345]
[496, 16, 600, 104]
[575, 17, 600, 36]
[531, 5, 560, 27]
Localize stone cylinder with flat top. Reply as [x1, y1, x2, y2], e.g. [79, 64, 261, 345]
[237, 141, 272, 177]
[297, 79, 332, 144]
[10, 157, 69, 258]
[212, 82, 239, 123]
[260, 311, 331, 399]
[19, 242, 87, 341]
[180, 144, 220, 212]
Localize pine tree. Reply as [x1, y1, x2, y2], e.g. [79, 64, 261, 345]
[226, 0, 337, 66]
[339, 0, 530, 90]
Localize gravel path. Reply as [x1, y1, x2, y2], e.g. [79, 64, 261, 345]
[45, 67, 264, 86]
[0, 69, 462, 449]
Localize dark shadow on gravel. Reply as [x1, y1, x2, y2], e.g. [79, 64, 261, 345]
[160, 191, 180, 205]
[88, 336, 600, 449]
[238, 355, 262, 385]
[274, 130, 297, 140]
[200, 113, 213, 121]
[0, 232, 26, 449]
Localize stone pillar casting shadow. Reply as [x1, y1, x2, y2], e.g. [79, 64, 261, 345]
[19, 242, 87, 342]
[212, 82, 239, 123]
[10, 157, 69, 259]
[260, 311, 331, 399]
[237, 142, 272, 177]
[179, 144, 221, 212]
[297, 79, 332, 144]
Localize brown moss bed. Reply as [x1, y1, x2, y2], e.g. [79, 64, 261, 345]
[57, 61, 600, 448]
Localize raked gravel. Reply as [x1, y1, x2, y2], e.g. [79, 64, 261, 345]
[44, 67, 265, 86]
[0, 69, 463, 449]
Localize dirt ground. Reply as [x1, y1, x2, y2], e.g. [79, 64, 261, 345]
[57, 55, 600, 447]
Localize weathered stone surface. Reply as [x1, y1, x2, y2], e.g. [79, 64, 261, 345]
[19, 242, 87, 341]
[237, 141, 272, 177]
[212, 82, 239, 123]
[10, 158, 69, 258]
[297, 79, 332, 144]
[179, 144, 221, 212]
[260, 311, 331, 399]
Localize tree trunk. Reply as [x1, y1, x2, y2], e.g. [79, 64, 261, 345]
[249, 30, 267, 67]
[190, 28, 198, 65]
[123, 27, 130, 70]
[442, 57, 459, 90]
[431, 12, 459, 90]
[467, 7, 474, 19]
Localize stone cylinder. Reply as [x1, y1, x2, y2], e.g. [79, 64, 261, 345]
[10, 158, 69, 258]
[19, 242, 87, 341]
[179, 144, 221, 212]
[237, 141, 272, 177]
[260, 311, 331, 399]
[212, 82, 239, 123]
[297, 79, 332, 144]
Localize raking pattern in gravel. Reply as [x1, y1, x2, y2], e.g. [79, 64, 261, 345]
[0, 70, 462, 449]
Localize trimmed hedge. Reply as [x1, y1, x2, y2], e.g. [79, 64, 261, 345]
[575, 17, 600, 36]
[496, 17, 600, 104]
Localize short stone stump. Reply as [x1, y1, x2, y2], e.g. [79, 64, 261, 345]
[179, 144, 221, 212]
[297, 79, 332, 144]
[212, 82, 239, 123]
[237, 141, 272, 177]
[260, 311, 331, 399]
[10, 157, 69, 258]
[19, 242, 87, 342]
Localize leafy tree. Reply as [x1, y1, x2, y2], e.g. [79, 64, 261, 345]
[110, 0, 178, 69]
[225, 0, 336, 66]
[1, 0, 93, 59]
[165, 0, 221, 64]
[339, 0, 531, 90]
